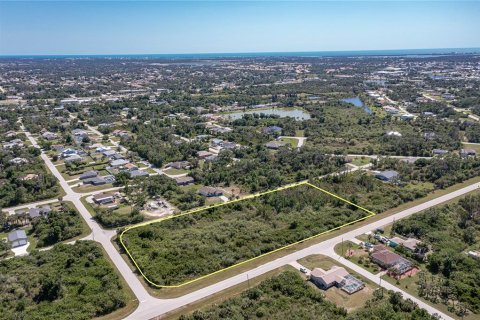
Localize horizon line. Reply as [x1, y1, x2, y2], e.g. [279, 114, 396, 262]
[1, 47, 480, 58]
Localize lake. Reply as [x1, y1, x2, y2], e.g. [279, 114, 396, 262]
[341, 96, 372, 114]
[227, 108, 311, 120]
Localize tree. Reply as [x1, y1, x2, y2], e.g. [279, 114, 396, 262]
[0, 239, 11, 256]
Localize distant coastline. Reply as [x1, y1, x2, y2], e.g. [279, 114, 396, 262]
[1, 47, 479, 59]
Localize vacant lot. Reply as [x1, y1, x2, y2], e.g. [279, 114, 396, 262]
[121, 183, 371, 286]
[0, 241, 127, 320]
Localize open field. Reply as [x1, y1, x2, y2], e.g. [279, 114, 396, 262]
[120, 182, 373, 287]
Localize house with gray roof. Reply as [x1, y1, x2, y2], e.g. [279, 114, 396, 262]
[265, 141, 287, 150]
[8, 230, 28, 248]
[79, 170, 98, 180]
[375, 170, 399, 182]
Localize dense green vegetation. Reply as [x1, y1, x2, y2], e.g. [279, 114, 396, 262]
[303, 104, 461, 156]
[95, 206, 144, 229]
[124, 119, 209, 167]
[376, 155, 480, 189]
[0, 146, 60, 207]
[192, 146, 345, 193]
[122, 184, 369, 285]
[180, 271, 437, 320]
[0, 241, 127, 320]
[311, 172, 427, 213]
[30, 205, 84, 247]
[393, 193, 480, 315]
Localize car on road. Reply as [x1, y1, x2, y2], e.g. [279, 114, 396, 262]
[300, 267, 307, 273]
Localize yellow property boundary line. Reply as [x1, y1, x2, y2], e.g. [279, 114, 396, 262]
[119, 181, 376, 288]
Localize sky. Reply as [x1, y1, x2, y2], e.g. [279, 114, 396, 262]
[0, 1, 479, 55]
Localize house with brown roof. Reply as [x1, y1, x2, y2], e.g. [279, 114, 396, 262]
[370, 245, 413, 276]
[174, 176, 195, 186]
[197, 151, 213, 159]
[93, 193, 115, 205]
[198, 186, 223, 197]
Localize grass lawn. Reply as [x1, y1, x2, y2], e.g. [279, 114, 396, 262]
[80, 196, 96, 216]
[295, 130, 305, 137]
[112, 205, 133, 216]
[333, 241, 381, 274]
[351, 156, 371, 166]
[180, 183, 202, 192]
[462, 142, 480, 153]
[72, 183, 114, 193]
[280, 137, 299, 148]
[145, 167, 157, 174]
[163, 168, 189, 175]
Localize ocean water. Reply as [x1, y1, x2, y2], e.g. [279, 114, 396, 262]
[1, 48, 479, 59]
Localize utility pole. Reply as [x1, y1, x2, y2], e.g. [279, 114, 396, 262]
[380, 277, 383, 298]
[341, 237, 344, 257]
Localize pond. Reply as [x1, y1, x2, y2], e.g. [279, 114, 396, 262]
[341, 96, 373, 114]
[226, 108, 311, 120]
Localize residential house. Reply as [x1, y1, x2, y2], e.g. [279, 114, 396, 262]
[5, 130, 17, 138]
[197, 151, 213, 159]
[467, 251, 480, 260]
[370, 245, 413, 276]
[64, 154, 83, 163]
[263, 126, 283, 134]
[110, 159, 129, 168]
[3, 139, 24, 150]
[385, 131, 402, 137]
[102, 150, 117, 158]
[72, 129, 88, 138]
[423, 132, 436, 140]
[93, 193, 115, 205]
[432, 149, 448, 155]
[7, 230, 28, 248]
[21, 173, 39, 181]
[204, 154, 219, 163]
[389, 237, 421, 252]
[375, 170, 399, 182]
[124, 163, 138, 171]
[28, 205, 51, 219]
[174, 176, 195, 186]
[198, 186, 223, 197]
[79, 170, 98, 180]
[9, 157, 28, 165]
[167, 161, 190, 170]
[42, 131, 57, 141]
[310, 266, 365, 294]
[61, 148, 77, 158]
[460, 149, 476, 157]
[83, 177, 107, 186]
[400, 114, 415, 121]
[128, 169, 149, 178]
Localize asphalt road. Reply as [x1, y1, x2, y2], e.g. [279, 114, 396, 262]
[21, 123, 477, 320]
[126, 180, 479, 320]
[22, 125, 154, 304]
